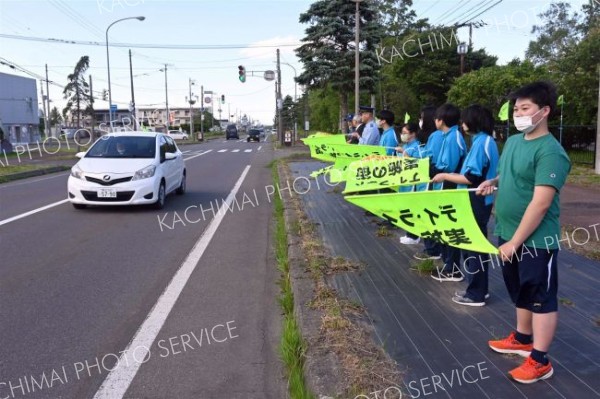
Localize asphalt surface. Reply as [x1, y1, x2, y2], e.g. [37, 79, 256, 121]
[291, 161, 600, 399]
[0, 135, 286, 398]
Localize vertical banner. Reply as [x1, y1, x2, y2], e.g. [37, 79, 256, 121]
[345, 190, 498, 254]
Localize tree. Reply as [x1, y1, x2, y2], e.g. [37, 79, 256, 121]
[50, 106, 63, 126]
[62, 56, 91, 128]
[374, 0, 417, 38]
[296, 0, 382, 130]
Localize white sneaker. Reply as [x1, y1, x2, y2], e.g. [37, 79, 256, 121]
[400, 236, 420, 245]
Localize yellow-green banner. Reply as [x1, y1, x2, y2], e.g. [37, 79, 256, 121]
[343, 156, 430, 193]
[345, 190, 498, 254]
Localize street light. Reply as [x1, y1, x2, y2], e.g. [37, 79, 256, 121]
[457, 42, 468, 75]
[280, 62, 298, 141]
[105, 16, 145, 130]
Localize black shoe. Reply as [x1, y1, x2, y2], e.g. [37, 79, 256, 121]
[431, 269, 464, 282]
[455, 290, 490, 300]
[414, 252, 442, 260]
[452, 295, 485, 307]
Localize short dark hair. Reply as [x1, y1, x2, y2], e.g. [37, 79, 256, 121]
[461, 104, 495, 136]
[403, 122, 419, 135]
[509, 80, 558, 116]
[419, 105, 437, 142]
[434, 104, 460, 127]
[377, 109, 395, 126]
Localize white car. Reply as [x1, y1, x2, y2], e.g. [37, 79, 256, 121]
[166, 130, 189, 140]
[67, 132, 186, 209]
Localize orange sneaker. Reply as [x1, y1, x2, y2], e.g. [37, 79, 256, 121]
[488, 332, 533, 357]
[509, 356, 554, 384]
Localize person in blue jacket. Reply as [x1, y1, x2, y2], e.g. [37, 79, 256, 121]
[396, 122, 423, 245]
[378, 110, 398, 155]
[432, 104, 499, 305]
[350, 106, 380, 146]
[429, 104, 467, 282]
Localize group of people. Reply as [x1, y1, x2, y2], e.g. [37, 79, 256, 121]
[343, 81, 571, 384]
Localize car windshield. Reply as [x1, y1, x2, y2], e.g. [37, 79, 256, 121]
[249, 129, 260, 135]
[85, 136, 156, 158]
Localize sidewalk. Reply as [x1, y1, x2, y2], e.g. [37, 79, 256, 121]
[290, 160, 600, 398]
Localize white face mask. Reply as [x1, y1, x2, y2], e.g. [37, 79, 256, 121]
[418, 119, 423, 129]
[401, 133, 410, 143]
[514, 108, 544, 134]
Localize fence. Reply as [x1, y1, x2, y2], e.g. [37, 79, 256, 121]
[494, 124, 596, 165]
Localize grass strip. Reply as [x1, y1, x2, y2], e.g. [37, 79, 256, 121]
[271, 160, 313, 399]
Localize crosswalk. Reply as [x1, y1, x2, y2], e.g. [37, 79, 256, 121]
[182, 147, 261, 155]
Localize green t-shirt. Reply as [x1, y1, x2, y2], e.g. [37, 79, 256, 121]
[494, 133, 571, 249]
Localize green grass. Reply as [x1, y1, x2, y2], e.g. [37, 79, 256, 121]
[271, 160, 314, 399]
[566, 164, 600, 188]
[412, 259, 436, 274]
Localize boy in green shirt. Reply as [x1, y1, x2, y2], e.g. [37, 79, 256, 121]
[477, 81, 571, 384]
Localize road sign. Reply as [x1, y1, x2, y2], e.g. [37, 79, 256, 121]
[204, 97, 211, 104]
[110, 104, 117, 112]
[264, 70, 275, 81]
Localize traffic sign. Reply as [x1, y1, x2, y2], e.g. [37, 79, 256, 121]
[204, 97, 211, 104]
[110, 104, 117, 111]
[264, 70, 275, 81]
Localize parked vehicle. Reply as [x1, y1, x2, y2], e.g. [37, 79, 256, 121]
[166, 130, 189, 140]
[68, 132, 186, 210]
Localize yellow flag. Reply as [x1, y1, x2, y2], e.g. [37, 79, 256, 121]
[404, 112, 410, 123]
[498, 101, 510, 122]
[557, 95, 565, 106]
[317, 144, 388, 182]
[343, 156, 430, 193]
[345, 190, 498, 254]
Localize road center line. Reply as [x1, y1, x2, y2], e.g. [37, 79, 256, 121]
[93, 165, 252, 399]
[0, 199, 69, 227]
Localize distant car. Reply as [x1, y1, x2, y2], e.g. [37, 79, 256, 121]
[67, 132, 186, 210]
[247, 128, 260, 142]
[226, 124, 239, 140]
[166, 130, 189, 140]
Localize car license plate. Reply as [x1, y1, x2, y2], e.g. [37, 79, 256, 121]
[98, 188, 117, 198]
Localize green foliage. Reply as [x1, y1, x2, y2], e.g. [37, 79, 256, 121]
[62, 56, 92, 128]
[447, 61, 550, 116]
[307, 85, 341, 133]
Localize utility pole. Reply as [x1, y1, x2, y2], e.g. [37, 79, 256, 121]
[45, 64, 51, 137]
[353, 0, 363, 116]
[188, 78, 195, 140]
[129, 49, 136, 128]
[277, 48, 283, 145]
[161, 64, 170, 130]
[596, 67, 600, 175]
[40, 80, 48, 138]
[200, 85, 204, 140]
[89, 75, 95, 137]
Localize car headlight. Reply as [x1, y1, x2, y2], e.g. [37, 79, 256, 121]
[71, 164, 84, 179]
[132, 165, 156, 181]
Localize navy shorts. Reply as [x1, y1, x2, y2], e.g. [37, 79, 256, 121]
[498, 238, 559, 313]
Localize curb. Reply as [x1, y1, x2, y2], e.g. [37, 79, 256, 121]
[0, 166, 71, 184]
[278, 162, 346, 398]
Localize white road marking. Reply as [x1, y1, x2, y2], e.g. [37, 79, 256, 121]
[257, 146, 262, 151]
[183, 149, 212, 161]
[0, 199, 69, 227]
[92, 165, 252, 399]
[231, 149, 240, 153]
[181, 150, 191, 154]
[244, 149, 252, 153]
[218, 149, 227, 153]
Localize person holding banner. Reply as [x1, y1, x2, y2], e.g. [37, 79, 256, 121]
[431, 104, 499, 304]
[347, 115, 363, 144]
[413, 106, 444, 260]
[396, 122, 423, 245]
[477, 81, 571, 384]
[377, 110, 398, 156]
[429, 104, 467, 281]
[350, 106, 380, 146]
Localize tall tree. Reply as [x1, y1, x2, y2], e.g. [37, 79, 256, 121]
[374, 0, 416, 38]
[50, 106, 63, 126]
[296, 0, 381, 131]
[63, 56, 91, 128]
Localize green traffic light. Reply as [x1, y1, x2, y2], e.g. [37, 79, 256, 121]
[239, 75, 246, 83]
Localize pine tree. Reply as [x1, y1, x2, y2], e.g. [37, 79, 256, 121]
[63, 56, 91, 128]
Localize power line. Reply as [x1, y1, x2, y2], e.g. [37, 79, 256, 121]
[458, 0, 504, 25]
[448, 0, 503, 26]
[0, 33, 301, 50]
[436, 0, 475, 25]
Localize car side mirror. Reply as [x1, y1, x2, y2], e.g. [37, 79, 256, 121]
[75, 152, 85, 159]
[165, 152, 177, 160]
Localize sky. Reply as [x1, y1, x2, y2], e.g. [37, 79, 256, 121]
[0, 0, 590, 125]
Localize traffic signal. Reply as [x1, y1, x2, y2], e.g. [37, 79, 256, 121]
[221, 94, 225, 104]
[102, 89, 107, 101]
[238, 65, 246, 83]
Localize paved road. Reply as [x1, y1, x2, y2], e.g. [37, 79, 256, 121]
[0, 136, 285, 398]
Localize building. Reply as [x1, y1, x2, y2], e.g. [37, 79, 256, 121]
[94, 107, 198, 131]
[0, 72, 40, 144]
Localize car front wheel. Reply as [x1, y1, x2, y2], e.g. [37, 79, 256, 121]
[176, 173, 186, 195]
[154, 182, 166, 209]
